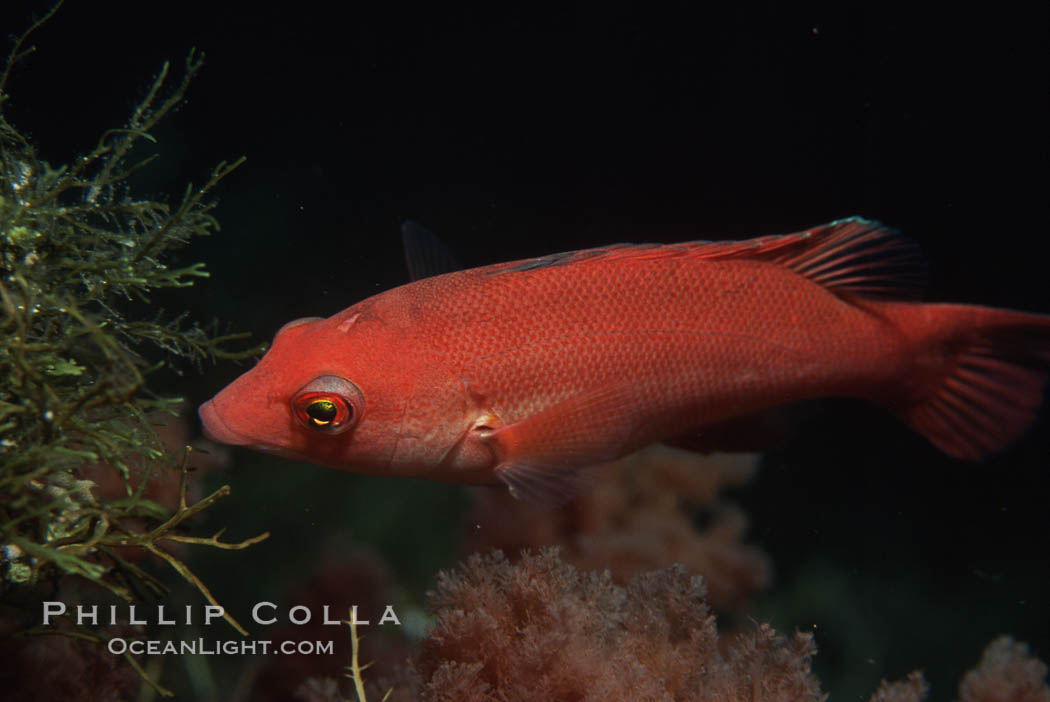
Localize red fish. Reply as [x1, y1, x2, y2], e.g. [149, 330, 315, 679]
[199, 218, 1050, 504]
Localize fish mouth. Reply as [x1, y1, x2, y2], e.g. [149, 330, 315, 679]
[198, 400, 252, 447]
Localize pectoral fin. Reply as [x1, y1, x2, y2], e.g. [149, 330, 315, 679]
[481, 383, 638, 507]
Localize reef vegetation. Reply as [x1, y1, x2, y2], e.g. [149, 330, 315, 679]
[0, 4, 265, 695]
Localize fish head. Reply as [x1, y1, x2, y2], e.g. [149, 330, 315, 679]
[198, 306, 431, 473]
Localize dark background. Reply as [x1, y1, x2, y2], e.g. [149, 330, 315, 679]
[2, 1, 1047, 700]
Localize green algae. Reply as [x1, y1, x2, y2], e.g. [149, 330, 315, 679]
[0, 6, 267, 694]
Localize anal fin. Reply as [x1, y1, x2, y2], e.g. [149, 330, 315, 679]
[666, 404, 810, 454]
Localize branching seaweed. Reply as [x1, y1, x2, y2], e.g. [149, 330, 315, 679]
[1, 4, 267, 695]
[344, 615, 394, 702]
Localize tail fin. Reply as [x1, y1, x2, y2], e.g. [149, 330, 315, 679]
[896, 306, 1050, 460]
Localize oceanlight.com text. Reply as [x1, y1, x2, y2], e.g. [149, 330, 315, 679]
[107, 637, 336, 656]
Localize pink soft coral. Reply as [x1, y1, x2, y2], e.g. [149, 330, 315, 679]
[866, 637, 1050, 702]
[958, 637, 1050, 702]
[411, 548, 821, 702]
[296, 550, 1050, 702]
[0, 623, 139, 702]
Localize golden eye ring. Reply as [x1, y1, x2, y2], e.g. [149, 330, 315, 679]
[292, 376, 362, 434]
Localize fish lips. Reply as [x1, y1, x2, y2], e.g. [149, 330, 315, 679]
[198, 399, 307, 458]
[198, 400, 252, 447]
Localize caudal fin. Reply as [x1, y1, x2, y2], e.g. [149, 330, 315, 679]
[897, 306, 1050, 460]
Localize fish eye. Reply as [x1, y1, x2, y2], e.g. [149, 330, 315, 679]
[292, 376, 363, 434]
[305, 398, 341, 424]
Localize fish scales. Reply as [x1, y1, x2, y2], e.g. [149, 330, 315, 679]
[199, 218, 1050, 505]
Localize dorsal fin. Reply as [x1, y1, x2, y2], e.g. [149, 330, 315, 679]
[613, 217, 927, 299]
[401, 220, 462, 281]
[486, 217, 926, 300]
[760, 218, 927, 299]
